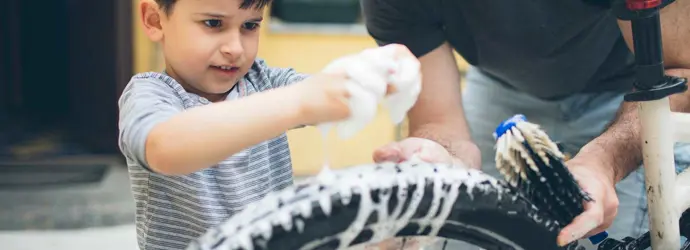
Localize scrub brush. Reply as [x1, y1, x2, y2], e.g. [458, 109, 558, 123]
[493, 114, 608, 246]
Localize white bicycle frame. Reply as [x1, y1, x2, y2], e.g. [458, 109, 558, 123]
[639, 98, 690, 249]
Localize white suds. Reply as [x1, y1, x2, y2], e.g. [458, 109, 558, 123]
[189, 162, 556, 250]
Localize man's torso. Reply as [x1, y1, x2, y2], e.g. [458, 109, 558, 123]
[365, 0, 636, 99]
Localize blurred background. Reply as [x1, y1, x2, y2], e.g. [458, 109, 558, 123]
[0, 0, 468, 249]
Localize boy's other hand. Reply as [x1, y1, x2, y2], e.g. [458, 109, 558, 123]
[312, 44, 422, 139]
[292, 72, 353, 126]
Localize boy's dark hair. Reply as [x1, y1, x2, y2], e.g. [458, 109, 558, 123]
[155, 0, 272, 14]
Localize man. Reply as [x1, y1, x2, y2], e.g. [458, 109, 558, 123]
[363, 0, 690, 248]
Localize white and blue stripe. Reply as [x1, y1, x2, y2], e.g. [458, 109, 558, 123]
[118, 59, 308, 250]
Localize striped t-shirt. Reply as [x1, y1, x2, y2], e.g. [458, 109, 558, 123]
[117, 59, 308, 250]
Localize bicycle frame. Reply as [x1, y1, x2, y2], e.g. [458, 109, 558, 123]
[640, 102, 690, 249]
[617, 0, 690, 249]
[673, 113, 690, 217]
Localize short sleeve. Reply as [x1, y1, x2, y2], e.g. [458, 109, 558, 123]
[249, 59, 310, 89]
[117, 78, 184, 172]
[361, 0, 447, 58]
[267, 67, 309, 88]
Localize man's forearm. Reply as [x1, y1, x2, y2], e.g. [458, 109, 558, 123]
[589, 0, 690, 183]
[580, 69, 690, 183]
[577, 101, 641, 183]
[405, 42, 482, 169]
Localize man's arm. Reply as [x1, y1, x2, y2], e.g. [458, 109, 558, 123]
[558, 3, 690, 244]
[575, 0, 690, 183]
[407, 42, 481, 168]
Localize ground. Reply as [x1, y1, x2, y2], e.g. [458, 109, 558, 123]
[0, 159, 311, 250]
[0, 158, 138, 250]
[0, 224, 138, 250]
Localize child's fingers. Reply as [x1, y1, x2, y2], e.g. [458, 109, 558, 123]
[338, 56, 390, 99]
[382, 43, 415, 59]
[389, 57, 421, 90]
[385, 84, 398, 95]
[360, 46, 399, 72]
[336, 82, 378, 139]
[385, 86, 420, 124]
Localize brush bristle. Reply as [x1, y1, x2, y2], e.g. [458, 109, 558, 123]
[495, 119, 593, 226]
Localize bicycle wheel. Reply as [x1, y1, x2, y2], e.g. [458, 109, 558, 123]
[187, 161, 565, 250]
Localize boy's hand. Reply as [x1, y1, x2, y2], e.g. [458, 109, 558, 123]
[315, 44, 422, 138]
[293, 73, 353, 125]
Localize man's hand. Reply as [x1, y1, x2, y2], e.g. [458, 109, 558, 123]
[372, 137, 477, 168]
[558, 158, 620, 246]
[556, 68, 690, 246]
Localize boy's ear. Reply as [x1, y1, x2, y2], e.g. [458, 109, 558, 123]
[140, 0, 165, 42]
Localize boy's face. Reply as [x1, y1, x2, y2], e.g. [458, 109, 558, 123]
[147, 0, 264, 101]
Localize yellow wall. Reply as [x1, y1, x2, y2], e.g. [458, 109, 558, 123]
[132, 5, 396, 175]
[258, 30, 397, 175]
[131, 4, 467, 176]
[253, 14, 400, 175]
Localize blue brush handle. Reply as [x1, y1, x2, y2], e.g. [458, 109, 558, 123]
[575, 231, 609, 249]
[494, 114, 609, 245]
[588, 231, 609, 244]
[493, 114, 528, 140]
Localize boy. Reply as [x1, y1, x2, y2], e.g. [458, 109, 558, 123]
[118, 0, 421, 249]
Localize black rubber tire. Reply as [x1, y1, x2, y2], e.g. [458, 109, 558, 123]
[187, 162, 566, 250]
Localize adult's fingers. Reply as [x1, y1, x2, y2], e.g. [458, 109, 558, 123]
[556, 201, 604, 246]
[373, 142, 403, 163]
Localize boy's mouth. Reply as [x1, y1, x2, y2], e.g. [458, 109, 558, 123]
[211, 65, 240, 73]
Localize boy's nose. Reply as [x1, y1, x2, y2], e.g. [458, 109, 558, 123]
[220, 39, 243, 60]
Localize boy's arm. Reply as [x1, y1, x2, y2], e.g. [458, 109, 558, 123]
[260, 60, 311, 128]
[119, 76, 346, 175]
[118, 79, 184, 172]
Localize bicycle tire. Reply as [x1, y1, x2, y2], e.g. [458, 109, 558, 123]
[187, 161, 566, 250]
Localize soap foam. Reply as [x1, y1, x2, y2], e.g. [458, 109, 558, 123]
[188, 162, 559, 250]
[316, 45, 421, 141]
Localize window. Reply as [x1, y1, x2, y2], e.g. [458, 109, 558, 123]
[270, 0, 362, 24]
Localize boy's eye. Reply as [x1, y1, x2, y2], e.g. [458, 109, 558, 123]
[242, 22, 260, 30]
[203, 19, 222, 28]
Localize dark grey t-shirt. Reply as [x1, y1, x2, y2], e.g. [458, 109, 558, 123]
[362, 0, 636, 100]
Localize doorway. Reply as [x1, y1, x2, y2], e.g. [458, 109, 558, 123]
[0, 0, 132, 187]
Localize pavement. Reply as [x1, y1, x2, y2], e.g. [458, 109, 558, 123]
[0, 157, 312, 250]
[0, 224, 138, 250]
[0, 156, 137, 250]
